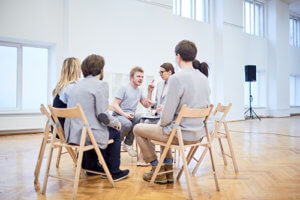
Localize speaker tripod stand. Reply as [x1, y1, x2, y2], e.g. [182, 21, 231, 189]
[244, 81, 261, 120]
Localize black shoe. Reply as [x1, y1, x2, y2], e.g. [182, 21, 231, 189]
[102, 169, 130, 182]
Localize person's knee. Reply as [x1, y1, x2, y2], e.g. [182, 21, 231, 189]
[133, 123, 143, 137]
[121, 121, 132, 131]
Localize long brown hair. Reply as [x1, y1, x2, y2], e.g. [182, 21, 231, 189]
[52, 57, 81, 96]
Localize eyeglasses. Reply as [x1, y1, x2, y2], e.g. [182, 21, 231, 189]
[159, 70, 166, 75]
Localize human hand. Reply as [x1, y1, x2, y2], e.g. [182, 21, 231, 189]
[116, 122, 122, 131]
[156, 104, 163, 114]
[148, 79, 155, 92]
[145, 99, 154, 107]
[125, 113, 135, 120]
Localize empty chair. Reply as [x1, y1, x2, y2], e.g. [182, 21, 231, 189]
[191, 103, 238, 175]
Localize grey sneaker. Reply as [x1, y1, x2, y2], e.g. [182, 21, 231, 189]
[122, 144, 137, 157]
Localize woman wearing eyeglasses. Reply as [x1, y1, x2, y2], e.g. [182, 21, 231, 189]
[137, 62, 175, 166]
[154, 63, 175, 116]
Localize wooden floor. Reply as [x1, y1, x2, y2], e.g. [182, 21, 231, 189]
[0, 116, 300, 200]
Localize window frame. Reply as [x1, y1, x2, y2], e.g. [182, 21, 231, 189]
[243, 0, 265, 37]
[173, 0, 209, 23]
[0, 40, 52, 113]
[289, 16, 300, 47]
[290, 75, 300, 107]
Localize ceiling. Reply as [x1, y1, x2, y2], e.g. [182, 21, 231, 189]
[289, 0, 300, 16]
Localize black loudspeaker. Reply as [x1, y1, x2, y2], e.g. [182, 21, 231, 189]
[245, 65, 256, 82]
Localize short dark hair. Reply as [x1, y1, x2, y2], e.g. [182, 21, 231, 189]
[160, 62, 175, 74]
[193, 60, 209, 77]
[81, 54, 105, 77]
[175, 40, 197, 61]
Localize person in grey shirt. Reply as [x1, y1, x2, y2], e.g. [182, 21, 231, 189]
[64, 54, 129, 181]
[133, 40, 211, 184]
[113, 66, 154, 157]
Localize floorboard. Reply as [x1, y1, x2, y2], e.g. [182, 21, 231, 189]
[0, 116, 299, 199]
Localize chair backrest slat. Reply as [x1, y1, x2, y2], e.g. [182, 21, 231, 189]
[48, 104, 89, 127]
[49, 106, 82, 118]
[213, 103, 232, 122]
[40, 104, 52, 121]
[181, 105, 213, 119]
[174, 104, 214, 128]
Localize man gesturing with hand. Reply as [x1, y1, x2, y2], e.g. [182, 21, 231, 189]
[113, 66, 154, 157]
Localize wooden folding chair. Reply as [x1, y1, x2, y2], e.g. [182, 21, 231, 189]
[42, 104, 115, 200]
[34, 104, 77, 184]
[150, 104, 219, 200]
[191, 103, 238, 175]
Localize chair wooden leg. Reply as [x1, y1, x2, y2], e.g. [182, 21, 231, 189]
[94, 145, 115, 187]
[173, 149, 177, 165]
[224, 122, 239, 173]
[177, 130, 193, 200]
[218, 137, 227, 166]
[72, 148, 83, 200]
[180, 147, 193, 200]
[87, 129, 115, 187]
[149, 144, 170, 186]
[65, 146, 77, 166]
[56, 146, 62, 168]
[192, 146, 208, 176]
[177, 146, 198, 180]
[208, 145, 220, 191]
[34, 123, 50, 184]
[42, 142, 54, 194]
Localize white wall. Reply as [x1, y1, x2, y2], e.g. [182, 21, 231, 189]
[0, 0, 65, 131]
[0, 0, 300, 131]
[66, 0, 214, 75]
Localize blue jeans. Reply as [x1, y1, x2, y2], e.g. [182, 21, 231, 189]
[113, 113, 141, 146]
[82, 127, 121, 173]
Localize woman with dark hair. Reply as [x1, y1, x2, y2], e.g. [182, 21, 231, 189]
[137, 62, 175, 166]
[192, 59, 209, 77]
[154, 62, 175, 115]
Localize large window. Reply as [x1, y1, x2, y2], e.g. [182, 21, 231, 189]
[289, 16, 300, 47]
[290, 75, 300, 106]
[0, 42, 49, 112]
[243, 0, 264, 37]
[173, 0, 209, 22]
[244, 70, 266, 107]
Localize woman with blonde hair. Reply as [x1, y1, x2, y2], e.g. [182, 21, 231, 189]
[52, 57, 81, 127]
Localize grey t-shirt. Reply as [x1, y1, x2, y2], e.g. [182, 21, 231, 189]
[114, 83, 145, 114]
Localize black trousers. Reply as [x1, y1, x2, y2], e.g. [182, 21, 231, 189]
[82, 127, 121, 173]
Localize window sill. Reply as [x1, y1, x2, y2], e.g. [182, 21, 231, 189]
[0, 111, 41, 117]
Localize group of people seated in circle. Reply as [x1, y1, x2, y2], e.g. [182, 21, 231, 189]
[52, 40, 210, 183]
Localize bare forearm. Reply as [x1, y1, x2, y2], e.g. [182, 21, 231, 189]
[113, 102, 127, 117]
[147, 90, 153, 100]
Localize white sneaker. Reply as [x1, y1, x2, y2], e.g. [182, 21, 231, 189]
[137, 161, 150, 166]
[122, 144, 137, 157]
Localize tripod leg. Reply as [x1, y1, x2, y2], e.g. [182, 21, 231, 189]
[251, 109, 261, 120]
[249, 108, 253, 119]
[244, 108, 250, 115]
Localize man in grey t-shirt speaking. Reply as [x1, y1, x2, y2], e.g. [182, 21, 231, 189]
[113, 66, 154, 157]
